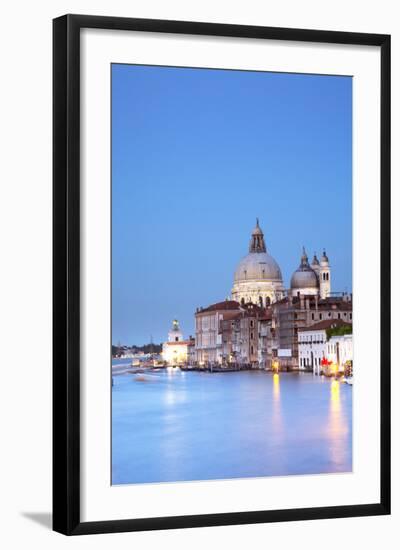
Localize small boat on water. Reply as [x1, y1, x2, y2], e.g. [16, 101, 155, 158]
[344, 376, 353, 385]
[134, 373, 158, 383]
[127, 368, 147, 374]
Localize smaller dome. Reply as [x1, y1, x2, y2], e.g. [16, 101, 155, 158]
[311, 253, 320, 267]
[291, 247, 319, 289]
[291, 269, 319, 289]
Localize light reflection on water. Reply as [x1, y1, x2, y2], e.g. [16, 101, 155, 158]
[112, 369, 352, 485]
[329, 380, 349, 467]
[271, 373, 283, 438]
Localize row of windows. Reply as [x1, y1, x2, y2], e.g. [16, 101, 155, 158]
[300, 333, 324, 343]
[196, 315, 218, 330]
[300, 357, 321, 367]
[240, 296, 272, 307]
[310, 311, 352, 321]
[196, 333, 216, 347]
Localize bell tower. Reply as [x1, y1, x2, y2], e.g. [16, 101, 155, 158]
[168, 319, 183, 342]
[319, 249, 331, 299]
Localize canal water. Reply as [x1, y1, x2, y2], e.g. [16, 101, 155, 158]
[112, 366, 352, 485]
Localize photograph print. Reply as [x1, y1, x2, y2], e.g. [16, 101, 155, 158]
[111, 64, 353, 486]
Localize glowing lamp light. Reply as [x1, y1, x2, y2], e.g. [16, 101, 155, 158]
[162, 343, 188, 366]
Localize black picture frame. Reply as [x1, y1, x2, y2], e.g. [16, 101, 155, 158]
[53, 14, 391, 536]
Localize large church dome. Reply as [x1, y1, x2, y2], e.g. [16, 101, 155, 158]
[231, 220, 284, 306]
[234, 252, 282, 282]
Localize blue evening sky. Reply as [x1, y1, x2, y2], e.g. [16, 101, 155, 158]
[112, 64, 352, 346]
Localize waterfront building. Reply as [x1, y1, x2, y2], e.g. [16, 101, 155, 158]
[257, 309, 276, 369]
[188, 338, 196, 365]
[231, 220, 285, 307]
[298, 319, 352, 375]
[194, 300, 265, 367]
[231, 303, 263, 366]
[162, 319, 192, 365]
[326, 333, 353, 374]
[270, 295, 352, 370]
[194, 301, 241, 365]
[219, 310, 242, 365]
[193, 294, 352, 370]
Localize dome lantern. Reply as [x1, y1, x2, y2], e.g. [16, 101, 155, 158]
[249, 218, 267, 253]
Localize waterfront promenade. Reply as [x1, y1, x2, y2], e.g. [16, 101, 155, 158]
[112, 366, 352, 485]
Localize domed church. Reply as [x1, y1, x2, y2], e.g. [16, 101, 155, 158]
[231, 219, 285, 307]
[231, 220, 332, 306]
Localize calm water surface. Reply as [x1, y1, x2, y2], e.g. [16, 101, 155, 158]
[112, 366, 352, 485]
